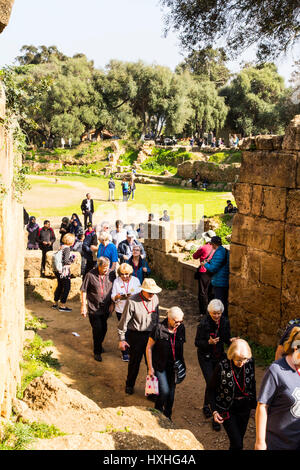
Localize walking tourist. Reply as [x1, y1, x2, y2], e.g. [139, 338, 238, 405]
[111, 220, 127, 249]
[275, 318, 300, 360]
[26, 216, 39, 250]
[121, 179, 129, 202]
[81, 193, 94, 229]
[159, 210, 170, 222]
[193, 230, 216, 316]
[80, 257, 116, 362]
[52, 233, 76, 312]
[37, 220, 56, 276]
[118, 278, 161, 395]
[201, 236, 229, 316]
[129, 179, 136, 200]
[82, 224, 98, 277]
[127, 245, 151, 284]
[59, 217, 70, 244]
[195, 299, 232, 431]
[118, 230, 146, 264]
[112, 263, 141, 361]
[108, 176, 115, 201]
[208, 339, 257, 450]
[255, 327, 300, 450]
[97, 231, 118, 270]
[146, 306, 185, 420]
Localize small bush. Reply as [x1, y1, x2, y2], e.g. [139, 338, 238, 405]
[0, 420, 64, 450]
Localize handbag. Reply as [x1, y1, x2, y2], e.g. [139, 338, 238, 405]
[145, 375, 159, 396]
[174, 359, 186, 384]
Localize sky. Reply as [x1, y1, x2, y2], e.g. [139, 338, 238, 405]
[0, 0, 298, 84]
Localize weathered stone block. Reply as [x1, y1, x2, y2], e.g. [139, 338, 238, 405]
[229, 244, 246, 274]
[281, 261, 300, 321]
[286, 190, 300, 225]
[285, 225, 300, 261]
[239, 151, 297, 188]
[44, 251, 82, 278]
[282, 115, 300, 151]
[25, 277, 82, 301]
[255, 135, 275, 150]
[233, 183, 252, 214]
[0, 0, 15, 33]
[259, 253, 282, 289]
[251, 185, 263, 216]
[262, 187, 287, 221]
[24, 250, 42, 278]
[231, 214, 284, 255]
[229, 275, 281, 317]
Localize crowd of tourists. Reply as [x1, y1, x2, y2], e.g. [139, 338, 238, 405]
[24, 202, 300, 451]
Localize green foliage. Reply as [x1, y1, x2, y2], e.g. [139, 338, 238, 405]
[98, 424, 131, 434]
[208, 149, 242, 164]
[220, 63, 289, 135]
[140, 147, 191, 174]
[214, 216, 233, 245]
[244, 338, 276, 367]
[0, 420, 64, 450]
[18, 334, 61, 399]
[151, 272, 178, 290]
[25, 312, 47, 332]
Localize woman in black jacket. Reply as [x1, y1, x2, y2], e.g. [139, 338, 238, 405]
[195, 298, 233, 430]
[208, 339, 257, 450]
[146, 307, 185, 420]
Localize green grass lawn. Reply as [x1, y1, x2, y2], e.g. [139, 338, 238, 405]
[26, 174, 232, 220]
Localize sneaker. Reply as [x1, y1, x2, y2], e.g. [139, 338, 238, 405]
[125, 386, 134, 395]
[122, 354, 129, 362]
[94, 354, 102, 362]
[51, 304, 58, 310]
[203, 405, 212, 419]
[59, 306, 72, 312]
[212, 420, 221, 432]
[146, 394, 157, 402]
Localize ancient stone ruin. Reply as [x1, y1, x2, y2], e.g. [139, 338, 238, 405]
[229, 116, 300, 346]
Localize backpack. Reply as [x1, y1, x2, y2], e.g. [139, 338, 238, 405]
[53, 250, 63, 273]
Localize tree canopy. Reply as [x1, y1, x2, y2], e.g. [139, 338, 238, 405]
[160, 0, 300, 61]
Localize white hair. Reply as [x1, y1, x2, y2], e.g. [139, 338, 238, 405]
[98, 231, 110, 242]
[207, 299, 224, 314]
[167, 306, 184, 321]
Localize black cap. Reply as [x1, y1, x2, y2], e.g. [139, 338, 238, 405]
[211, 236, 222, 246]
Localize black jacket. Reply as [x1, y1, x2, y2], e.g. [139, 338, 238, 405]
[81, 198, 94, 214]
[195, 314, 231, 360]
[150, 318, 185, 372]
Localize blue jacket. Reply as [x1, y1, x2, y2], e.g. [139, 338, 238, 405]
[204, 246, 229, 287]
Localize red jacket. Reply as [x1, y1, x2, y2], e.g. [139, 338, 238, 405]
[193, 243, 215, 273]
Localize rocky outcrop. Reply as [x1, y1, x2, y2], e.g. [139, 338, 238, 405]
[0, 0, 14, 33]
[16, 372, 204, 450]
[229, 116, 300, 346]
[177, 160, 240, 183]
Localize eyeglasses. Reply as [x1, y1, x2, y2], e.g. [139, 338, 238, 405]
[234, 358, 249, 364]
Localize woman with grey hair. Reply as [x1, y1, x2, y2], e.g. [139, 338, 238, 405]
[195, 299, 234, 431]
[97, 231, 118, 270]
[146, 306, 186, 420]
[208, 339, 257, 450]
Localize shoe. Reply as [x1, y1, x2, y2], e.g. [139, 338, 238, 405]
[51, 304, 58, 310]
[59, 306, 72, 312]
[125, 386, 134, 395]
[94, 354, 102, 362]
[122, 354, 129, 362]
[203, 405, 212, 419]
[146, 394, 157, 402]
[212, 420, 221, 432]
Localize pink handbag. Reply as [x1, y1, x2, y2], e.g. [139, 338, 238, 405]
[145, 375, 159, 396]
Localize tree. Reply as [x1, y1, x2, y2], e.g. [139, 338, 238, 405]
[176, 47, 230, 87]
[220, 63, 289, 135]
[160, 0, 300, 61]
[16, 45, 68, 65]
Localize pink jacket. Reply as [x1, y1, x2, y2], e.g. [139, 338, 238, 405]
[193, 243, 215, 273]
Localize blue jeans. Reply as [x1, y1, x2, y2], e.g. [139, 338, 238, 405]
[131, 190, 135, 200]
[155, 367, 176, 418]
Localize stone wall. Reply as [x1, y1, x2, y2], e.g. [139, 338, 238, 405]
[0, 83, 25, 418]
[229, 116, 300, 346]
[0, 0, 14, 33]
[177, 160, 240, 183]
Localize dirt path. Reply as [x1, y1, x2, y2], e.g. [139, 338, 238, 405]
[26, 289, 266, 450]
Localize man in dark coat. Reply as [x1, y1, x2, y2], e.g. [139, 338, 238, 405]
[81, 193, 94, 229]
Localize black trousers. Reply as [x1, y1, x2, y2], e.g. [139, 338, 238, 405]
[197, 272, 213, 316]
[40, 245, 53, 271]
[88, 312, 108, 355]
[126, 330, 150, 388]
[84, 211, 93, 229]
[222, 400, 251, 450]
[83, 256, 96, 279]
[54, 272, 71, 304]
[197, 352, 219, 407]
[212, 286, 229, 317]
